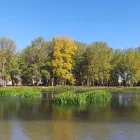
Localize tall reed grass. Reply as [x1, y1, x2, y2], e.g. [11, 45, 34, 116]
[53, 90, 112, 105]
[0, 87, 41, 98]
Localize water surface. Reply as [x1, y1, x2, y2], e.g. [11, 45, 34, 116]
[0, 92, 140, 140]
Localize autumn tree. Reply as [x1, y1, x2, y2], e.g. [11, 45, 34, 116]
[51, 36, 77, 85]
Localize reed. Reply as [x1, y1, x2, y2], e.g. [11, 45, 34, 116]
[53, 92, 79, 104]
[0, 87, 41, 98]
[52, 90, 112, 105]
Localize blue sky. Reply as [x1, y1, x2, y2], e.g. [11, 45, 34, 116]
[0, 0, 140, 50]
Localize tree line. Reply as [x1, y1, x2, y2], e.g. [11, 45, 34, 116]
[0, 36, 140, 86]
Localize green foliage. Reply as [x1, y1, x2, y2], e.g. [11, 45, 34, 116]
[0, 37, 19, 86]
[1, 36, 140, 87]
[52, 90, 112, 105]
[0, 87, 41, 98]
[83, 42, 113, 86]
[18, 37, 50, 85]
[73, 41, 87, 86]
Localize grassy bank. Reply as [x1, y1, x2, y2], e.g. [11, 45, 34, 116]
[0, 87, 41, 98]
[0, 85, 140, 99]
[52, 90, 112, 105]
[40, 85, 140, 93]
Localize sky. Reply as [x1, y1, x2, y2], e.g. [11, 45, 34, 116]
[0, 0, 140, 50]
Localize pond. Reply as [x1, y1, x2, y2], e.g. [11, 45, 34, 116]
[0, 92, 140, 140]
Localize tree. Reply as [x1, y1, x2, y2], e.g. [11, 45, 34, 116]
[19, 37, 50, 85]
[109, 49, 123, 86]
[83, 42, 113, 86]
[120, 48, 140, 86]
[51, 36, 77, 85]
[110, 48, 140, 86]
[72, 41, 87, 86]
[0, 37, 19, 86]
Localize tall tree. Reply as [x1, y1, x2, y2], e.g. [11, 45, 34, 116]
[51, 36, 77, 85]
[72, 41, 87, 86]
[120, 48, 140, 85]
[109, 49, 123, 86]
[83, 42, 113, 86]
[0, 37, 19, 86]
[19, 37, 50, 85]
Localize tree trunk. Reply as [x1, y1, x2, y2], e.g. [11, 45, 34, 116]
[81, 81, 84, 86]
[92, 79, 94, 86]
[4, 77, 6, 87]
[51, 78, 54, 86]
[87, 78, 89, 86]
[11, 75, 15, 86]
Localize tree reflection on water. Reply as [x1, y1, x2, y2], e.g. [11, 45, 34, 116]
[0, 93, 140, 140]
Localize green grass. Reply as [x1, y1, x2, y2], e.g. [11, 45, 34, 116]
[39, 85, 140, 93]
[0, 87, 41, 98]
[107, 87, 140, 93]
[0, 85, 140, 99]
[52, 90, 112, 105]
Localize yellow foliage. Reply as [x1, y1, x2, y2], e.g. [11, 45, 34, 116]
[51, 36, 77, 84]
